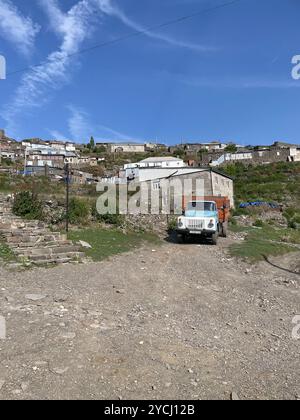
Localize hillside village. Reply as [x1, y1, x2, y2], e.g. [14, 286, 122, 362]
[1, 129, 299, 187]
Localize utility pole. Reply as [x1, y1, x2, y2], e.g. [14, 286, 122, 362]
[23, 147, 28, 176]
[65, 163, 70, 233]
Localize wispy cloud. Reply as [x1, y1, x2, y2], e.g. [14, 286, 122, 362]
[180, 75, 300, 89]
[97, 0, 214, 52]
[1, 0, 215, 136]
[68, 105, 141, 142]
[0, 0, 40, 56]
[2, 0, 103, 135]
[48, 130, 69, 141]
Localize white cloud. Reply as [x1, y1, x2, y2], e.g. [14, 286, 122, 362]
[2, 0, 103, 135]
[68, 105, 141, 142]
[96, 0, 214, 52]
[0, 0, 40, 55]
[49, 130, 69, 141]
[2, 0, 214, 136]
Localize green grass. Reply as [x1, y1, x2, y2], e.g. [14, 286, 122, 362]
[68, 228, 161, 262]
[229, 224, 300, 261]
[0, 240, 16, 263]
[222, 161, 300, 208]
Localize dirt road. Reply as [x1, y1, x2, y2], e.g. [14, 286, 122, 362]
[0, 238, 299, 400]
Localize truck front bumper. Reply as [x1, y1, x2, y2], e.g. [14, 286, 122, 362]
[176, 228, 216, 236]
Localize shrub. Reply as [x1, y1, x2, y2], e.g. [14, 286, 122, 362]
[97, 213, 125, 226]
[91, 201, 125, 226]
[253, 219, 264, 228]
[12, 191, 43, 220]
[168, 218, 177, 232]
[229, 217, 238, 226]
[68, 198, 90, 225]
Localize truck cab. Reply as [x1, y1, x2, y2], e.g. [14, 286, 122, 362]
[176, 200, 227, 245]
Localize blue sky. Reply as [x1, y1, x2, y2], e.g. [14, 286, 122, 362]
[0, 0, 299, 145]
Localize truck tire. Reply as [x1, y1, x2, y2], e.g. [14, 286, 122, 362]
[177, 233, 186, 244]
[211, 233, 218, 245]
[221, 222, 228, 238]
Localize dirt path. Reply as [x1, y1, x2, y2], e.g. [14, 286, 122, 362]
[0, 238, 299, 400]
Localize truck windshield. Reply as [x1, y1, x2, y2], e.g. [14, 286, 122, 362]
[187, 202, 216, 212]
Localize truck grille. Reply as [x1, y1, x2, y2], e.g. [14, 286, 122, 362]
[187, 219, 204, 230]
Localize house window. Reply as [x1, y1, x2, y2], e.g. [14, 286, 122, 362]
[153, 181, 160, 190]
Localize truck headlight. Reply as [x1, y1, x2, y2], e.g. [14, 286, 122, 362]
[208, 219, 215, 228]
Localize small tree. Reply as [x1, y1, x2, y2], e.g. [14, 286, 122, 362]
[225, 144, 238, 153]
[12, 191, 43, 220]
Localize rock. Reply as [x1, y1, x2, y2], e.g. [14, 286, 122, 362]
[231, 392, 240, 400]
[21, 382, 29, 392]
[0, 380, 5, 391]
[60, 332, 76, 340]
[79, 240, 92, 249]
[116, 289, 125, 295]
[25, 294, 46, 302]
[52, 367, 69, 375]
[54, 295, 68, 303]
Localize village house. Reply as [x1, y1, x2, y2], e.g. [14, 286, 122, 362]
[99, 157, 234, 210]
[124, 156, 186, 178]
[169, 141, 232, 154]
[108, 143, 146, 153]
[129, 167, 234, 213]
[207, 145, 300, 167]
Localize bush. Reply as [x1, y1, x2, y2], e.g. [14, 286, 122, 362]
[96, 213, 125, 226]
[91, 201, 125, 227]
[253, 219, 264, 228]
[12, 191, 43, 220]
[68, 198, 90, 225]
[229, 217, 237, 226]
[168, 218, 177, 232]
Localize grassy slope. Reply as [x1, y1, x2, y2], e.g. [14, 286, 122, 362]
[222, 161, 300, 207]
[68, 228, 161, 262]
[229, 225, 300, 261]
[0, 240, 16, 263]
[222, 162, 300, 261]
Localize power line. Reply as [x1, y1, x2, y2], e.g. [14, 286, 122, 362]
[7, 0, 244, 78]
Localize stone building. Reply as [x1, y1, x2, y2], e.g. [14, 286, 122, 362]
[130, 167, 234, 214]
[198, 147, 300, 167]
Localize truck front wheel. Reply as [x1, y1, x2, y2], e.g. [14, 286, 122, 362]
[177, 233, 186, 244]
[211, 233, 218, 246]
[221, 222, 228, 238]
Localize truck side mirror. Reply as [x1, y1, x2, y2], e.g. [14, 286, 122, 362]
[182, 210, 185, 216]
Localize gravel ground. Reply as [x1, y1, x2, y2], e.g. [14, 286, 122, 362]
[0, 237, 299, 400]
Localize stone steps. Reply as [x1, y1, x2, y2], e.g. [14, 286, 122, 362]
[0, 194, 85, 266]
[15, 245, 84, 256]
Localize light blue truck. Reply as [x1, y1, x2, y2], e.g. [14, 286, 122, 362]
[176, 198, 229, 245]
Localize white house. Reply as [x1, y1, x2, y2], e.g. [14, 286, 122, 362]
[123, 157, 186, 181]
